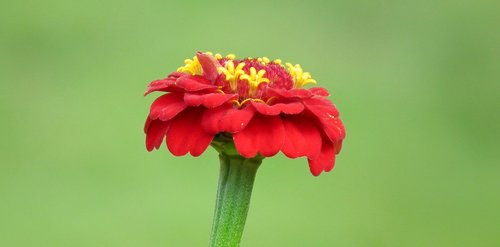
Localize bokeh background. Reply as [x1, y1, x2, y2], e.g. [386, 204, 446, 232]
[1, 0, 499, 246]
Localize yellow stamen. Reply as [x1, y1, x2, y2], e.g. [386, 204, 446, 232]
[230, 99, 242, 107]
[220, 61, 246, 91]
[239, 67, 270, 95]
[273, 59, 282, 65]
[231, 98, 267, 108]
[177, 56, 203, 75]
[286, 63, 317, 88]
[239, 98, 253, 106]
[266, 97, 277, 104]
[226, 54, 236, 60]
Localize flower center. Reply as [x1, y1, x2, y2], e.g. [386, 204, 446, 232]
[177, 52, 318, 105]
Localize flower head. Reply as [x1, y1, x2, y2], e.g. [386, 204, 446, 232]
[144, 52, 346, 176]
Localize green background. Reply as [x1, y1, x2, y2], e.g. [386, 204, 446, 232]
[1, 0, 499, 246]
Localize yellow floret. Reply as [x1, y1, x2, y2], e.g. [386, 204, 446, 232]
[286, 63, 317, 88]
[257, 57, 270, 65]
[177, 52, 237, 76]
[214, 53, 223, 60]
[177, 56, 203, 75]
[239, 67, 270, 95]
[220, 60, 246, 91]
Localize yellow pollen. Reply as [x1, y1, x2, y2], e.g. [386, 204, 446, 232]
[205, 51, 223, 60]
[177, 56, 203, 75]
[214, 53, 235, 60]
[257, 57, 270, 65]
[239, 67, 270, 95]
[220, 60, 246, 91]
[273, 59, 282, 65]
[286, 63, 317, 88]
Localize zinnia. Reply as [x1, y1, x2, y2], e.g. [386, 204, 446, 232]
[144, 52, 345, 176]
[144, 52, 347, 246]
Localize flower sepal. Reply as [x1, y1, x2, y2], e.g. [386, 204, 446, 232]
[211, 134, 265, 161]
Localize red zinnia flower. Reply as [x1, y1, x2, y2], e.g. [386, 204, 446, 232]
[144, 52, 345, 176]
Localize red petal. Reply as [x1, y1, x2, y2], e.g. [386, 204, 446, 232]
[144, 72, 189, 95]
[250, 101, 304, 116]
[303, 97, 339, 117]
[322, 117, 345, 142]
[184, 93, 237, 108]
[334, 140, 343, 154]
[149, 93, 187, 121]
[145, 119, 170, 151]
[303, 97, 345, 142]
[144, 78, 177, 95]
[219, 106, 255, 133]
[233, 115, 285, 158]
[201, 105, 232, 134]
[281, 116, 322, 158]
[166, 108, 214, 156]
[175, 76, 217, 91]
[267, 88, 313, 99]
[144, 117, 152, 133]
[309, 87, 330, 96]
[197, 52, 221, 82]
[307, 140, 335, 176]
[167, 72, 185, 78]
[201, 105, 256, 134]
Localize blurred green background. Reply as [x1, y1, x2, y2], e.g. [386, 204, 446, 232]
[1, 0, 499, 246]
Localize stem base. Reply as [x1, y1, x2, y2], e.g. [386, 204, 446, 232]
[209, 154, 262, 247]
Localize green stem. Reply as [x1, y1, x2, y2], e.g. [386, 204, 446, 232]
[209, 153, 262, 247]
